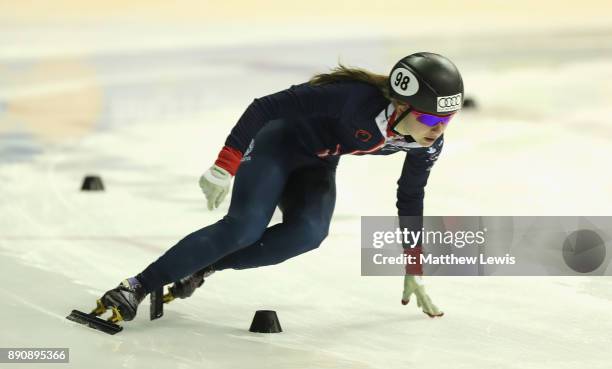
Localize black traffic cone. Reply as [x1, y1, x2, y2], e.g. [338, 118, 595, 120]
[249, 310, 282, 333]
[81, 175, 105, 191]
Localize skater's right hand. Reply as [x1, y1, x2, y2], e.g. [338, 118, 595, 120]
[401, 275, 444, 318]
[199, 165, 231, 210]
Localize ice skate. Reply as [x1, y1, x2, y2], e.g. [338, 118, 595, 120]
[66, 277, 147, 334]
[92, 277, 147, 323]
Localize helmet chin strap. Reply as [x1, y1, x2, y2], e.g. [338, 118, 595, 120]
[390, 106, 413, 137]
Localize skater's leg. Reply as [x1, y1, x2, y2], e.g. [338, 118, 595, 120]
[214, 163, 337, 270]
[137, 120, 296, 293]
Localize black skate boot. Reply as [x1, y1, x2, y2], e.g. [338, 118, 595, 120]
[92, 277, 147, 323]
[163, 266, 215, 303]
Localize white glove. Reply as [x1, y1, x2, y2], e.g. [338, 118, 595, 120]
[401, 275, 444, 317]
[199, 165, 231, 210]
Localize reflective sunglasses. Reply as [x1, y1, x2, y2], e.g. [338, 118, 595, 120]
[410, 109, 455, 127]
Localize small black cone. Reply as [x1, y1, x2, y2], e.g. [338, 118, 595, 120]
[81, 175, 105, 191]
[249, 310, 282, 333]
[463, 97, 477, 110]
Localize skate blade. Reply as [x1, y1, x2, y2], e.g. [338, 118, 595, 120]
[66, 310, 123, 335]
[150, 287, 164, 320]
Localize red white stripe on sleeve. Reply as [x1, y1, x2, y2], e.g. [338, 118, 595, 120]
[214, 146, 243, 176]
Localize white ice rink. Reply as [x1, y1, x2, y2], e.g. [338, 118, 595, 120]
[1, 5, 612, 368]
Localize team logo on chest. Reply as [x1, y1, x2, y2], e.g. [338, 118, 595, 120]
[355, 129, 372, 142]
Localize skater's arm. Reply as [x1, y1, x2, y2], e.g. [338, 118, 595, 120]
[203, 83, 343, 211]
[215, 83, 333, 175]
[397, 137, 445, 317]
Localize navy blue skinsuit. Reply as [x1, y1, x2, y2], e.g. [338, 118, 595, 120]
[137, 81, 443, 293]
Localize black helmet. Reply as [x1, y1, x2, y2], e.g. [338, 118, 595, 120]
[388, 52, 464, 115]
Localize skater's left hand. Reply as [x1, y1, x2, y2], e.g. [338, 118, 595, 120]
[402, 275, 443, 317]
[199, 165, 231, 210]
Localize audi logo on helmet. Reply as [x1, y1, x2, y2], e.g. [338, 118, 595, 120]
[436, 93, 463, 113]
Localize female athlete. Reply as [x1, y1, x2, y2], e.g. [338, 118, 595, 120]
[92, 52, 464, 323]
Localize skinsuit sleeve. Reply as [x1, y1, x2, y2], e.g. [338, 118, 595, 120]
[397, 136, 444, 274]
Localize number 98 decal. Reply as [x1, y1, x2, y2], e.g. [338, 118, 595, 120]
[390, 67, 419, 96]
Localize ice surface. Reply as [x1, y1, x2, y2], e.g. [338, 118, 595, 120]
[1, 17, 612, 369]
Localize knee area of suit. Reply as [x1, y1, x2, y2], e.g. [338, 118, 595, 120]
[222, 215, 267, 247]
[293, 220, 330, 249]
